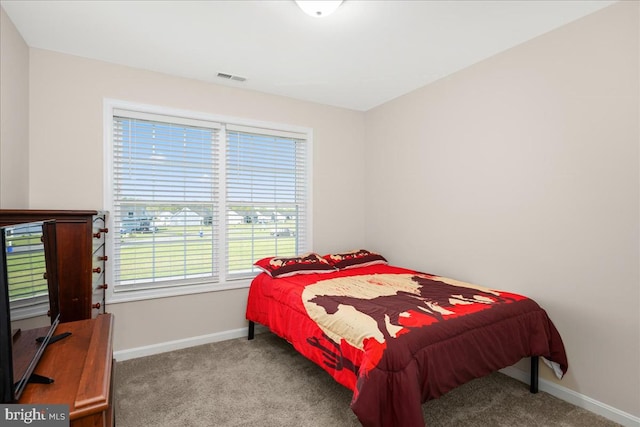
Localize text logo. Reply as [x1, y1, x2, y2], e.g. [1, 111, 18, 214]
[1, 405, 68, 426]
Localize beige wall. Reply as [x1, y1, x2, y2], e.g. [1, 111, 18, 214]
[364, 1, 639, 417]
[2, 0, 638, 420]
[27, 48, 367, 351]
[0, 7, 29, 207]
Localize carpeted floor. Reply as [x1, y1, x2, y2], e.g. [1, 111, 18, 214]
[115, 332, 620, 426]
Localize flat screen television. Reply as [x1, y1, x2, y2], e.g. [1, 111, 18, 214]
[0, 220, 61, 402]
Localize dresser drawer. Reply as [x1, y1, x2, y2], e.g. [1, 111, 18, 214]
[92, 215, 107, 252]
[92, 268, 105, 289]
[91, 262, 106, 315]
[93, 242, 106, 262]
[91, 238, 106, 317]
[92, 246, 106, 273]
[91, 287, 105, 314]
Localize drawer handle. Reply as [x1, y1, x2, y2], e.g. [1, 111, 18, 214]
[93, 228, 109, 239]
[93, 229, 108, 238]
[92, 302, 101, 310]
[93, 267, 102, 274]
[98, 255, 108, 261]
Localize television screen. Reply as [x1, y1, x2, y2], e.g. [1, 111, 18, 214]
[0, 220, 60, 402]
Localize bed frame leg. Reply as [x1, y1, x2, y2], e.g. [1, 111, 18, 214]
[248, 320, 255, 340]
[530, 356, 539, 393]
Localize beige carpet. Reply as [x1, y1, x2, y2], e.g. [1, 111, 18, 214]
[115, 332, 620, 427]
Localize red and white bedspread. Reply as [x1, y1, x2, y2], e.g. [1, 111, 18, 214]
[245, 263, 568, 427]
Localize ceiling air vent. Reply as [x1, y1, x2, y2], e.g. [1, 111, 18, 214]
[217, 72, 246, 82]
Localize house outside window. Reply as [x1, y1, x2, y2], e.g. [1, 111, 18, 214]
[104, 100, 312, 302]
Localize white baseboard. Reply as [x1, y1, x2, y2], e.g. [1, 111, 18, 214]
[113, 327, 250, 361]
[500, 366, 640, 427]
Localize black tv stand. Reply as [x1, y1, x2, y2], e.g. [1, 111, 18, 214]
[35, 332, 72, 345]
[27, 373, 54, 385]
[27, 333, 73, 386]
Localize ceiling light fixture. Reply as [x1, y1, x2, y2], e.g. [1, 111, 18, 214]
[295, 0, 343, 18]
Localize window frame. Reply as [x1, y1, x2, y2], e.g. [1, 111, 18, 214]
[103, 99, 313, 304]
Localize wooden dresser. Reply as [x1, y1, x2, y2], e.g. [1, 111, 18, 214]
[18, 314, 115, 427]
[0, 210, 108, 323]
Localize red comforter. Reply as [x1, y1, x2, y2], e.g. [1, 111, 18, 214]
[245, 264, 568, 426]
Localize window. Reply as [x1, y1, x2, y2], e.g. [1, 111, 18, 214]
[225, 125, 308, 279]
[105, 102, 311, 301]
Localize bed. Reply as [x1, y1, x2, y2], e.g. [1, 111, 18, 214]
[245, 250, 568, 427]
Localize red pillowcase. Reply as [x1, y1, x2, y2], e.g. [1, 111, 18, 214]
[254, 252, 336, 278]
[323, 249, 387, 270]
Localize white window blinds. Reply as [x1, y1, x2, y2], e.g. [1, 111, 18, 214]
[112, 112, 219, 290]
[225, 126, 308, 279]
[109, 106, 310, 294]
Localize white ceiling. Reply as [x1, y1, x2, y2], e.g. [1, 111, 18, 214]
[1, 0, 616, 111]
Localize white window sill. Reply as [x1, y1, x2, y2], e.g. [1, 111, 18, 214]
[106, 278, 253, 305]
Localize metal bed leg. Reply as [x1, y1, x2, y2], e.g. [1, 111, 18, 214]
[530, 356, 539, 393]
[248, 320, 255, 340]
